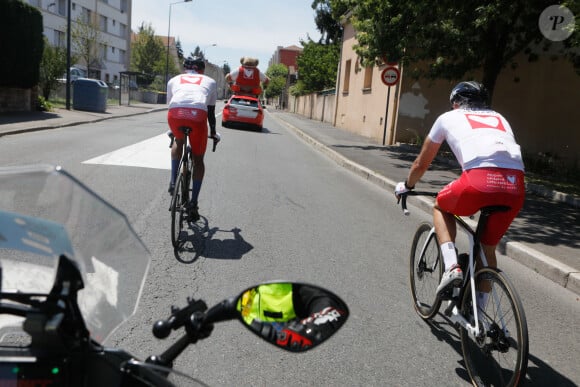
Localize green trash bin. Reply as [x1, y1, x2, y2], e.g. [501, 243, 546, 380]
[73, 79, 108, 112]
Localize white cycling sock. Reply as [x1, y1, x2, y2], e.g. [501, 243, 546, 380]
[440, 242, 458, 270]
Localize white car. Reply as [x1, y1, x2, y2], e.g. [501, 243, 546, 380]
[57, 67, 87, 83]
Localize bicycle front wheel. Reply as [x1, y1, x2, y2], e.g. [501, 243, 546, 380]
[409, 222, 443, 319]
[170, 172, 186, 249]
[461, 268, 529, 387]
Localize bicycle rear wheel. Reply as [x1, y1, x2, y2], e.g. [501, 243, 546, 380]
[409, 222, 443, 319]
[461, 268, 529, 387]
[170, 171, 186, 249]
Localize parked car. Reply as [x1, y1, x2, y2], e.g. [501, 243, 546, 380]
[57, 67, 87, 83]
[108, 80, 139, 90]
[222, 95, 264, 131]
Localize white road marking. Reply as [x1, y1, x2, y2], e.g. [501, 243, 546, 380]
[83, 133, 170, 170]
[83, 111, 223, 170]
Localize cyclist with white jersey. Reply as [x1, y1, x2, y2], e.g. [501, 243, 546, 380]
[395, 81, 526, 307]
[167, 56, 218, 221]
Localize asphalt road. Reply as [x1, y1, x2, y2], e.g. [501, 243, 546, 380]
[0, 109, 578, 386]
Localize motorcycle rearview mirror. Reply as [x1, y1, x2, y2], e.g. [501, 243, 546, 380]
[233, 282, 349, 352]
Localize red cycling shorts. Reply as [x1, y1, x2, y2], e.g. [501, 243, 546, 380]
[436, 168, 525, 245]
[167, 107, 208, 156]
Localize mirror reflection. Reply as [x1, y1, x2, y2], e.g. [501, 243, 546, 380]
[236, 282, 348, 352]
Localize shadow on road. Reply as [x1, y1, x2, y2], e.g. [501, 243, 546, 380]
[174, 217, 253, 263]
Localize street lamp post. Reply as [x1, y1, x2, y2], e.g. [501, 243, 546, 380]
[165, 0, 192, 92]
[66, 0, 71, 110]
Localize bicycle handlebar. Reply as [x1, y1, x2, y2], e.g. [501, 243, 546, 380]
[166, 130, 221, 152]
[397, 191, 437, 216]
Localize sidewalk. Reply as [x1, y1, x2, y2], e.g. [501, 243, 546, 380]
[1, 105, 578, 295]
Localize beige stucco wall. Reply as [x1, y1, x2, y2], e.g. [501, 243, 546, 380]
[334, 23, 400, 145]
[396, 54, 580, 166]
[290, 92, 336, 124]
[334, 20, 580, 167]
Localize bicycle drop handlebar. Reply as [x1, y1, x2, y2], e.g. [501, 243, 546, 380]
[166, 130, 221, 152]
[396, 191, 437, 215]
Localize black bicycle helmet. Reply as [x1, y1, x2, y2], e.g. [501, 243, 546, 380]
[449, 81, 489, 108]
[183, 56, 205, 72]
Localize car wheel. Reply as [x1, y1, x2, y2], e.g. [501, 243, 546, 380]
[221, 121, 228, 128]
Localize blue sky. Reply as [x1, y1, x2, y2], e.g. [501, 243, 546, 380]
[131, 1, 323, 72]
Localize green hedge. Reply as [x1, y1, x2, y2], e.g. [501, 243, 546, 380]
[0, 0, 44, 88]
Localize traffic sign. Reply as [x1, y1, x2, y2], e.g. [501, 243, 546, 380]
[381, 66, 400, 87]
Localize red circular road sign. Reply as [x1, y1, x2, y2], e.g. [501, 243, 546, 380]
[381, 66, 400, 86]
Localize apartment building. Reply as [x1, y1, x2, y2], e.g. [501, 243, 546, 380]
[28, 0, 132, 86]
[269, 45, 302, 108]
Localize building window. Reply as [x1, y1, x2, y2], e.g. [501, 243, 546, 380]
[57, 0, 66, 15]
[363, 66, 373, 91]
[343, 59, 351, 94]
[81, 7, 92, 23]
[54, 30, 65, 48]
[119, 23, 127, 37]
[119, 49, 126, 64]
[100, 15, 108, 33]
[29, 0, 41, 7]
[120, 0, 128, 13]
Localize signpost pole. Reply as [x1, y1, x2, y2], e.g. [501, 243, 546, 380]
[380, 65, 401, 145]
[382, 86, 391, 145]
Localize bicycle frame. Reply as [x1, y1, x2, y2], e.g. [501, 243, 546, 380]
[444, 215, 484, 338]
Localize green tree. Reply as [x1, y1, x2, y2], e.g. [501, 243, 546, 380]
[131, 23, 176, 85]
[329, 0, 579, 101]
[176, 39, 184, 61]
[71, 14, 102, 78]
[189, 46, 205, 60]
[311, 0, 348, 44]
[265, 63, 289, 99]
[0, 0, 44, 88]
[296, 40, 340, 93]
[39, 38, 68, 100]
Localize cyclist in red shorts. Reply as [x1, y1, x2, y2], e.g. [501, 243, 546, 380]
[395, 81, 525, 303]
[167, 56, 218, 221]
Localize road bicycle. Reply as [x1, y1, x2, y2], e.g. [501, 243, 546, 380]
[399, 191, 529, 386]
[169, 127, 220, 249]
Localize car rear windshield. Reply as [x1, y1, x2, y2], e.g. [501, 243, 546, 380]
[231, 98, 258, 108]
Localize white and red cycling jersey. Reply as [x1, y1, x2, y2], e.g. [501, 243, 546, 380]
[167, 70, 217, 110]
[428, 108, 526, 245]
[166, 70, 217, 155]
[428, 108, 524, 172]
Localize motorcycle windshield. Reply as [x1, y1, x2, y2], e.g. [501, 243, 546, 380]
[0, 165, 151, 344]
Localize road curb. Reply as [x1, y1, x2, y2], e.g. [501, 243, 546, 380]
[274, 113, 580, 296]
